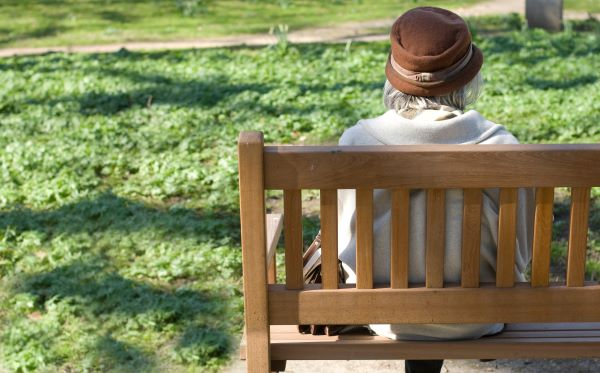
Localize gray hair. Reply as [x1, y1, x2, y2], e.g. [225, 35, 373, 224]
[383, 72, 483, 112]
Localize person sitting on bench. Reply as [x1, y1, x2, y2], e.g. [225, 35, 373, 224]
[337, 7, 536, 373]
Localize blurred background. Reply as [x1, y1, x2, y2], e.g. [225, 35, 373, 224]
[0, 1, 599, 372]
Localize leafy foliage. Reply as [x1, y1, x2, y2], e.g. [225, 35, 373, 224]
[0, 18, 599, 371]
[176, 0, 211, 16]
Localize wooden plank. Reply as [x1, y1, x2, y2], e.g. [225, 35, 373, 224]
[390, 189, 410, 289]
[320, 189, 339, 289]
[356, 189, 374, 289]
[505, 323, 600, 331]
[263, 144, 600, 189]
[240, 324, 600, 360]
[267, 284, 600, 325]
[268, 255, 277, 284]
[284, 190, 304, 290]
[237, 131, 270, 372]
[261, 323, 600, 339]
[426, 189, 445, 288]
[268, 333, 600, 342]
[461, 188, 482, 288]
[531, 188, 554, 287]
[266, 213, 283, 270]
[270, 340, 600, 360]
[567, 187, 591, 287]
[497, 188, 518, 288]
[269, 339, 600, 360]
[478, 330, 600, 339]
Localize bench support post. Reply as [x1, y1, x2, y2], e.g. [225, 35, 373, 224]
[239, 131, 270, 372]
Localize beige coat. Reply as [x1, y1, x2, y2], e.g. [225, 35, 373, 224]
[337, 109, 535, 340]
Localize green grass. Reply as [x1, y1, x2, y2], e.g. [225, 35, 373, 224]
[0, 15, 599, 372]
[0, 0, 483, 49]
[565, 0, 600, 13]
[2, 0, 597, 49]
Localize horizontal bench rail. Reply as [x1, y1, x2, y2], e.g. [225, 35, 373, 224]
[238, 132, 600, 370]
[240, 323, 600, 360]
[268, 284, 600, 325]
[264, 144, 600, 189]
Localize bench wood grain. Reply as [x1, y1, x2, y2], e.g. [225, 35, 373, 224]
[238, 132, 600, 372]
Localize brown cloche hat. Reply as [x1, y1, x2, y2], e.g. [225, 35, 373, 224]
[385, 7, 483, 97]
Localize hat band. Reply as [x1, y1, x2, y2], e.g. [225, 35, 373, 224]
[389, 44, 474, 88]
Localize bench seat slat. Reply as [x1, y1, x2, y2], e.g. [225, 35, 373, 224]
[240, 324, 600, 360]
[505, 322, 600, 331]
[484, 330, 600, 338]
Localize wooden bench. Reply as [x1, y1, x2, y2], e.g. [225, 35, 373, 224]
[237, 131, 600, 372]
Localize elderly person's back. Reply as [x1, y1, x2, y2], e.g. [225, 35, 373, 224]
[336, 7, 535, 373]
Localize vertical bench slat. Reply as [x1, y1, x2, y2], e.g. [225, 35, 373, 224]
[426, 189, 445, 288]
[391, 189, 410, 289]
[462, 188, 482, 288]
[567, 187, 591, 287]
[356, 189, 374, 289]
[266, 214, 283, 285]
[497, 188, 518, 288]
[268, 255, 277, 284]
[320, 189, 339, 289]
[238, 132, 270, 371]
[284, 189, 304, 289]
[532, 187, 554, 287]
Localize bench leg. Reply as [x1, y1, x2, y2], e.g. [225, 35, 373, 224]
[405, 360, 444, 373]
[246, 332, 270, 372]
[270, 360, 287, 372]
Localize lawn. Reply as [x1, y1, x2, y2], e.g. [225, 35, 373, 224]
[565, 0, 600, 13]
[0, 0, 483, 49]
[0, 15, 599, 372]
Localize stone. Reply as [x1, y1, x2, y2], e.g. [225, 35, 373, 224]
[526, 0, 564, 31]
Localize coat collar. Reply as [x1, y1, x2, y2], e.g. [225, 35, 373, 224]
[358, 109, 507, 145]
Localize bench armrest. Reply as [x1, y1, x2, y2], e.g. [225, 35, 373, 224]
[266, 213, 283, 268]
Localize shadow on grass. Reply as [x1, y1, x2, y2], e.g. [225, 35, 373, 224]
[0, 23, 68, 46]
[14, 256, 232, 370]
[76, 77, 271, 115]
[94, 336, 155, 371]
[481, 29, 600, 64]
[526, 75, 598, 90]
[16, 50, 380, 117]
[1, 192, 241, 369]
[98, 10, 137, 23]
[8, 23, 598, 117]
[45, 70, 271, 115]
[0, 191, 240, 243]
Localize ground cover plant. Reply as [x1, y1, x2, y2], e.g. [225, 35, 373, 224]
[565, 0, 600, 13]
[0, 0, 482, 49]
[0, 15, 599, 372]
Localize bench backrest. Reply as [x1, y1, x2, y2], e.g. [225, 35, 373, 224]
[238, 131, 600, 330]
